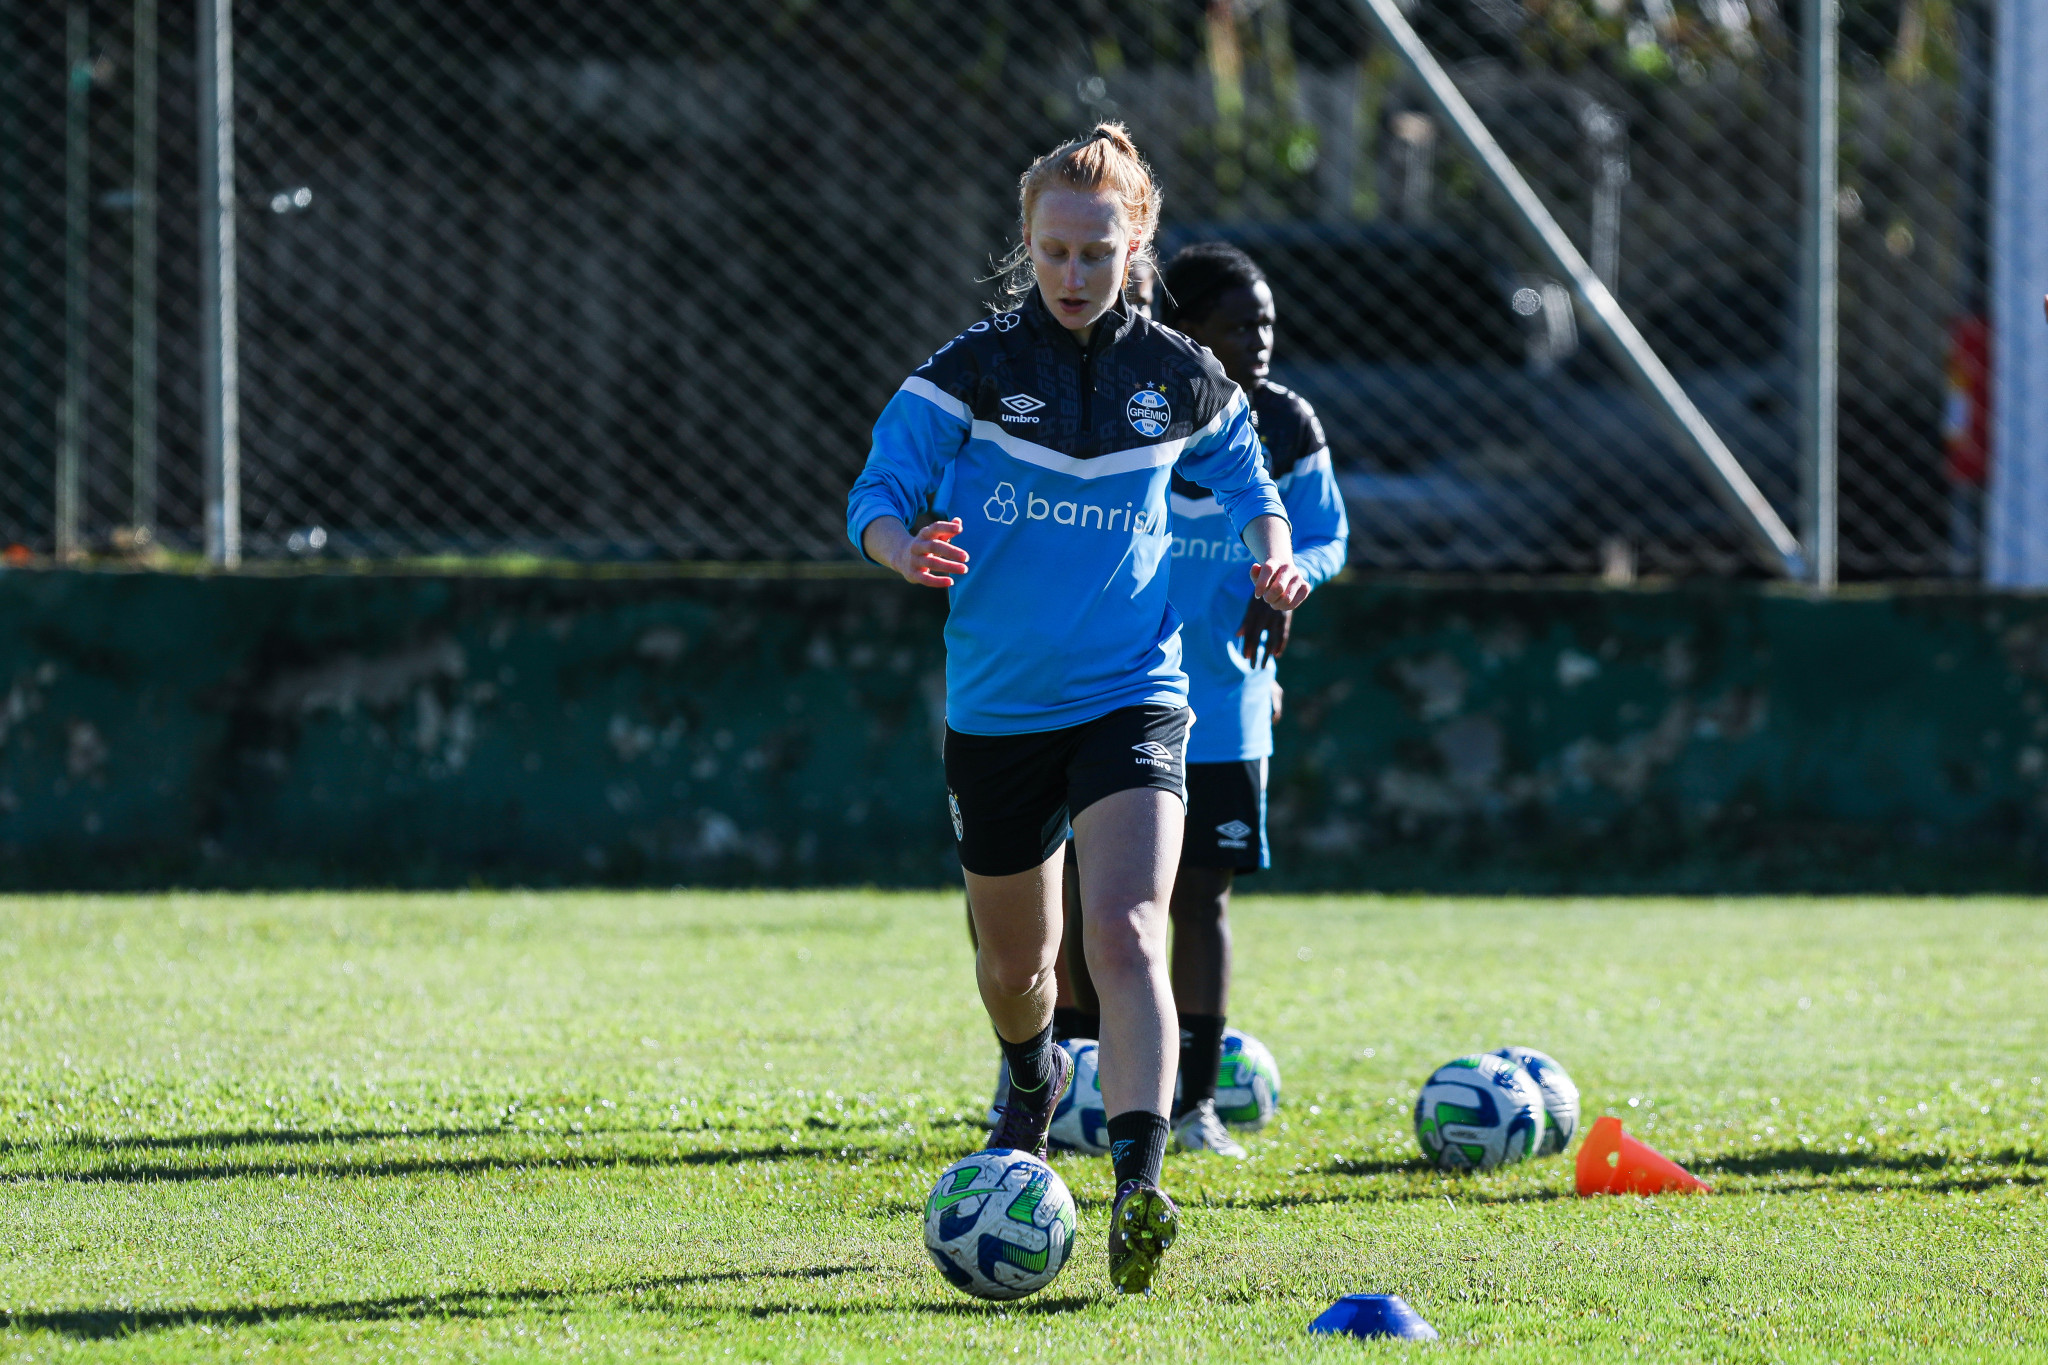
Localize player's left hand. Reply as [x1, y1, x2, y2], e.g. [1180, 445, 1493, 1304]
[1237, 597, 1292, 668]
[1249, 558, 1309, 612]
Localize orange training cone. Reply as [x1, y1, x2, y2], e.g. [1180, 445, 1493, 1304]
[1574, 1115, 1711, 1196]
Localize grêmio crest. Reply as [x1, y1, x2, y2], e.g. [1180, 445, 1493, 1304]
[1126, 386, 1170, 438]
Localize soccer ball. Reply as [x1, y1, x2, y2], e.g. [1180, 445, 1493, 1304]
[1048, 1039, 1109, 1156]
[1413, 1054, 1546, 1171]
[1214, 1028, 1282, 1130]
[1491, 1046, 1579, 1155]
[923, 1149, 1078, 1301]
[1174, 1026, 1282, 1130]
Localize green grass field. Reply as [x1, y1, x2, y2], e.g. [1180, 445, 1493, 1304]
[1, 891, 2044, 1362]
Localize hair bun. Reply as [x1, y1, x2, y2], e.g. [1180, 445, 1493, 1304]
[1091, 123, 1136, 153]
[993, 121, 1162, 311]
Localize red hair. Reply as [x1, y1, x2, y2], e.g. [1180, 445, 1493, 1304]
[992, 123, 1162, 308]
[1019, 122, 1160, 256]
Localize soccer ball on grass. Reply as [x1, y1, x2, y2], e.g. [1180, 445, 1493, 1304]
[1213, 1027, 1282, 1129]
[1173, 1026, 1282, 1131]
[1048, 1039, 1109, 1156]
[923, 1149, 1078, 1300]
[1490, 1045, 1579, 1154]
[1413, 1054, 1546, 1171]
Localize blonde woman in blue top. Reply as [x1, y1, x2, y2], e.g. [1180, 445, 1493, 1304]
[846, 124, 1312, 1292]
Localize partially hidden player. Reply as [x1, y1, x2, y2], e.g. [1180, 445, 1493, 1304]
[846, 124, 1312, 1293]
[1048, 242, 1350, 1160]
[1159, 241, 1349, 1154]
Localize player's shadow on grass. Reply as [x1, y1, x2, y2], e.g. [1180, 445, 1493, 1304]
[1223, 1155, 1570, 1207]
[1705, 1145, 2040, 1177]
[0, 1124, 510, 1157]
[871, 1159, 1580, 1215]
[1242, 1184, 1572, 1210]
[1315, 1148, 2044, 1201]
[1323, 1155, 1434, 1178]
[0, 1266, 875, 1340]
[742, 1296, 1092, 1320]
[1703, 1144, 2043, 1195]
[7, 1139, 904, 1186]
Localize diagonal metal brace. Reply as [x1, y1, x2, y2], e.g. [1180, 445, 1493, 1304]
[1353, 0, 1808, 580]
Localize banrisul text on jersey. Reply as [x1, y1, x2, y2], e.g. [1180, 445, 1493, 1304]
[1167, 382, 1350, 764]
[847, 292, 1288, 736]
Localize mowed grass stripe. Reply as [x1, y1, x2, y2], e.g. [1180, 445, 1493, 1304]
[0, 891, 2043, 1362]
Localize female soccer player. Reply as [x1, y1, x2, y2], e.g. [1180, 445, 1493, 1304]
[1154, 241, 1349, 1156]
[847, 125, 1311, 1293]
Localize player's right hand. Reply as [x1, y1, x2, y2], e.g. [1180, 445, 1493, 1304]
[1236, 597, 1292, 669]
[897, 517, 967, 588]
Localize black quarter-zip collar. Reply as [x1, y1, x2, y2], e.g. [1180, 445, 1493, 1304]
[1022, 289, 1138, 358]
[1021, 289, 1138, 456]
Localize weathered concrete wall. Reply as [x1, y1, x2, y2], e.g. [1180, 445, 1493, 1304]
[0, 568, 2038, 891]
[1266, 582, 2048, 890]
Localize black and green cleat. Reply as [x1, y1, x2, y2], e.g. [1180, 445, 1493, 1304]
[985, 1042, 1072, 1161]
[1106, 1178, 1178, 1295]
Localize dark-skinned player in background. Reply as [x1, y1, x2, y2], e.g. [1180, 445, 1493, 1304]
[1023, 242, 1348, 1158]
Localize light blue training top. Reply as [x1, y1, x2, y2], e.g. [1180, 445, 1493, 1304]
[1168, 381, 1350, 763]
[846, 294, 1288, 737]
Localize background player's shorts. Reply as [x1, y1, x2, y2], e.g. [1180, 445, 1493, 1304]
[944, 704, 1190, 878]
[1182, 758, 1269, 873]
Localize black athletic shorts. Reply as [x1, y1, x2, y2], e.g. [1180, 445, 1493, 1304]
[944, 704, 1191, 878]
[1182, 758, 1269, 873]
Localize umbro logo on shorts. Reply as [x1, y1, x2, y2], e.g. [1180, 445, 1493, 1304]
[1132, 741, 1175, 770]
[948, 791, 964, 842]
[999, 393, 1046, 424]
[1216, 819, 1251, 849]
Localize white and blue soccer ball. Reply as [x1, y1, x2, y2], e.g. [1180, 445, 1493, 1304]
[923, 1149, 1078, 1301]
[1215, 1028, 1282, 1130]
[1491, 1045, 1579, 1155]
[1173, 1026, 1282, 1131]
[1048, 1039, 1109, 1156]
[1413, 1054, 1546, 1171]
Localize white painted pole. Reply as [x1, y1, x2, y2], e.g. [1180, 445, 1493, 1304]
[1988, 0, 2048, 585]
[1352, 0, 1807, 579]
[198, 0, 238, 566]
[1800, 0, 1839, 590]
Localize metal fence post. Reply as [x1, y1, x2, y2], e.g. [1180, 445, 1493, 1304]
[1352, 0, 1807, 580]
[57, 3, 87, 561]
[1801, 0, 1840, 590]
[0, 1, 25, 537]
[131, 0, 157, 546]
[198, 0, 238, 567]
[1989, 0, 2048, 585]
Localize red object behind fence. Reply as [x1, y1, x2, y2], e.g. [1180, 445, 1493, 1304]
[1945, 315, 1991, 489]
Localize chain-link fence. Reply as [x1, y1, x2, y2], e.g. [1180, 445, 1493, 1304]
[0, 0, 1998, 577]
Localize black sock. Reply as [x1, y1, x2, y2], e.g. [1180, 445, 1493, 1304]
[1051, 1007, 1100, 1043]
[1108, 1109, 1170, 1188]
[998, 1021, 1058, 1096]
[1175, 1013, 1228, 1116]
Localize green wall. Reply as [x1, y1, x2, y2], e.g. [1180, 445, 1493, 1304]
[0, 568, 2037, 891]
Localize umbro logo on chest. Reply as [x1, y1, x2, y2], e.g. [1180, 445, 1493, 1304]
[999, 393, 1046, 424]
